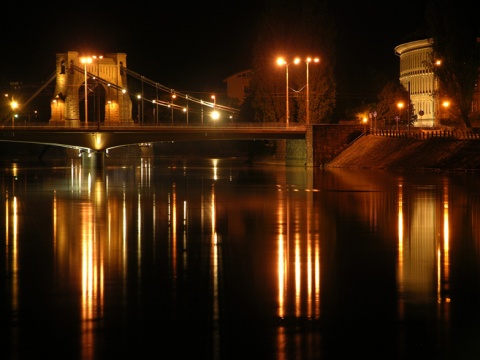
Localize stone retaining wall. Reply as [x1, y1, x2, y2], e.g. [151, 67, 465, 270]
[312, 125, 365, 167]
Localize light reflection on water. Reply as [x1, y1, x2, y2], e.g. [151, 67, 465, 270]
[2, 157, 480, 359]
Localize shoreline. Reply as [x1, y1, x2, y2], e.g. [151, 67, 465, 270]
[325, 135, 480, 171]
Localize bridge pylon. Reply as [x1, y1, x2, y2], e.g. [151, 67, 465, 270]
[50, 51, 134, 125]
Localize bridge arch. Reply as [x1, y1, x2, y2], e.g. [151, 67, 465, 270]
[49, 51, 133, 125]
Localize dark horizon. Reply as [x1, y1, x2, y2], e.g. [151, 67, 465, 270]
[1, 1, 430, 95]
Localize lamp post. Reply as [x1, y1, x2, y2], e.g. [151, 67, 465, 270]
[369, 110, 377, 132]
[80, 57, 92, 124]
[137, 94, 141, 123]
[53, 99, 58, 120]
[441, 100, 450, 122]
[121, 89, 127, 121]
[277, 57, 290, 125]
[294, 57, 319, 124]
[433, 60, 441, 127]
[211, 95, 219, 120]
[406, 81, 411, 133]
[92, 55, 103, 125]
[186, 95, 189, 124]
[171, 94, 176, 124]
[155, 87, 159, 124]
[10, 98, 18, 128]
[397, 101, 404, 131]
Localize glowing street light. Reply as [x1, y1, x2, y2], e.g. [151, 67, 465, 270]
[211, 94, 216, 109]
[294, 57, 320, 124]
[80, 57, 93, 123]
[210, 94, 219, 120]
[171, 94, 176, 124]
[92, 55, 103, 124]
[277, 57, 290, 125]
[137, 94, 141, 123]
[441, 100, 450, 121]
[185, 95, 189, 124]
[10, 97, 18, 127]
[107, 100, 112, 122]
[397, 101, 405, 131]
[121, 89, 127, 121]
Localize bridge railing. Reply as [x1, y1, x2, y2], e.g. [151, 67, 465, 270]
[1, 121, 307, 132]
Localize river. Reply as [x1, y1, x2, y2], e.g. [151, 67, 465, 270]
[1, 154, 480, 359]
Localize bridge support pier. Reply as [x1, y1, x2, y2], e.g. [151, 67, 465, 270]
[80, 150, 106, 169]
[306, 125, 313, 167]
[281, 126, 313, 167]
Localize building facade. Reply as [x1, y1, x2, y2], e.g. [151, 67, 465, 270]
[395, 39, 438, 128]
[395, 38, 480, 128]
[223, 70, 253, 105]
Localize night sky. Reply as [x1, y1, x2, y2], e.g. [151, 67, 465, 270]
[1, 1, 429, 99]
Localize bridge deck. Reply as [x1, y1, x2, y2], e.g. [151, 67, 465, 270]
[1, 123, 307, 151]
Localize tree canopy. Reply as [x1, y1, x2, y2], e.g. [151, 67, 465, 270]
[426, 0, 480, 128]
[247, 0, 336, 124]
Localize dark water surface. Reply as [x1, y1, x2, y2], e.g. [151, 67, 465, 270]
[1, 155, 480, 359]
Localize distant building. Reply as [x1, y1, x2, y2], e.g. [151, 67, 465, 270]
[223, 70, 252, 105]
[395, 39, 479, 128]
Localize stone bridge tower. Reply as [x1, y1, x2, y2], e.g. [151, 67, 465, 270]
[50, 51, 133, 125]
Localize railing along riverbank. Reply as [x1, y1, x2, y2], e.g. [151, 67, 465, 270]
[370, 128, 480, 140]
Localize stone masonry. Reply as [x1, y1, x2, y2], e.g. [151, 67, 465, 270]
[50, 51, 133, 125]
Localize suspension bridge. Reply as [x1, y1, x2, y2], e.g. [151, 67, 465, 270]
[0, 51, 364, 166]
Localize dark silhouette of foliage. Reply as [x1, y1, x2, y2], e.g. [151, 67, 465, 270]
[250, 0, 336, 124]
[376, 81, 410, 129]
[426, 0, 480, 128]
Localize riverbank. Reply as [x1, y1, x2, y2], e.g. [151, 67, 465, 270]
[326, 135, 480, 171]
[2, 136, 480, 171]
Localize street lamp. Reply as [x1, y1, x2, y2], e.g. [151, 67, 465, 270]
[52, 99, 58, 120]
[121, 89, 127, 121]
[80, 57, 92, 124]
[92, 55, 103, 124]
[441, 100, 450, 121]
[171, 94, 176, 124]
[294, 56, 320, 124]
[107, 100, 111, 122]
[211, 94, 219, 120]
[397, 101, 404, 131]
[186, 95, 189, 124]
[433, 60, 442, 127]
[211, 94, 216, 108]
[277, 57, 290, 125]
[137, 94, 141, 123]
[10, 98, 18, 128]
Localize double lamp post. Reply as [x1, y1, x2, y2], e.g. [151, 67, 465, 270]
[277, 56, 319, 125]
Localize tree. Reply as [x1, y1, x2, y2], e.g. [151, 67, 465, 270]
[250, 0, 336, 124]
[426, 0, 480, 129]
[376, 81, 410, 129]
[238, 86, 255, 122]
